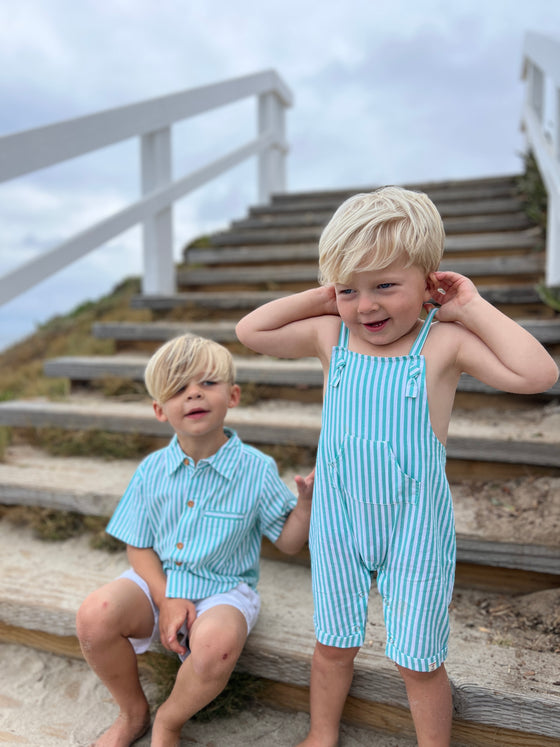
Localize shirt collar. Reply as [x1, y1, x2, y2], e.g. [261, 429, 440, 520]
[165, 428, 241, 480]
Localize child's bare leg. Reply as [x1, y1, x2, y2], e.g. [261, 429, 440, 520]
[151, 604, 248, 747]
[296, 642, 359, 747]
[397, 663, 453, 747]
[76, 579, 155, 747]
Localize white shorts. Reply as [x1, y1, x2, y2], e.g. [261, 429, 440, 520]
[119, 568, 260, 661]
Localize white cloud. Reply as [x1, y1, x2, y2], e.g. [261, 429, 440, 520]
[1, 0, 559, 349]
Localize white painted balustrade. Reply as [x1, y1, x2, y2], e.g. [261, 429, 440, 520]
[522, 31, 560, 287]
[0, 70, 292, 305]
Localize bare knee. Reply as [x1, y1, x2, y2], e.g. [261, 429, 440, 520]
[189, 628, 244, 680]
[314, 642, 360, 668]
[396, 662, 447, 686]
[76, 582, 142, 646]
[76, 590, 118, 647]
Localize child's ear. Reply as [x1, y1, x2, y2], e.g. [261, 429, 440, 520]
[424, 273, 437, 302]
[152, 400, 168, 422]
[228, 384, 242, 408]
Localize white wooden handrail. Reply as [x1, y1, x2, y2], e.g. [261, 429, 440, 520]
[0, 70, 293, 307]
[521, 31, 560, 287]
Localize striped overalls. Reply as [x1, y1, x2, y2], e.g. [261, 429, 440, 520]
[310, 308, 456, 672]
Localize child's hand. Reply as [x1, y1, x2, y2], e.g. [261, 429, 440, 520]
[159, 597, 197, 655]
[426, 271, 480, 323]
[320, 285, 340, 316]
[294, 467, 315, 507]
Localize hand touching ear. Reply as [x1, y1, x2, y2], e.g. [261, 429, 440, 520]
[426, 271, 479, 323]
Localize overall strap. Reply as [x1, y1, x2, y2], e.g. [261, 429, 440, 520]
[409, 307, 438, 355]
[337, 321, 349, 348]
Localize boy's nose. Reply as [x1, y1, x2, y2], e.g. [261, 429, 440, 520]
[358, 294, 379, 313]
[186, 384, 202, 398]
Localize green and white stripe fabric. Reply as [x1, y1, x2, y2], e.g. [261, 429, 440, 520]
[310, 308, 455, 672]
[107, 429, 296, 600]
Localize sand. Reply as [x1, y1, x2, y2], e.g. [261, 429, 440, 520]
[0, 643, 417, 746]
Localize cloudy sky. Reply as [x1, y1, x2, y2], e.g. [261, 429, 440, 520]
[0, 1, 558, 350]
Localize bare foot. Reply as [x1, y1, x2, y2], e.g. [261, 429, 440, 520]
[91, 710, 151, 747]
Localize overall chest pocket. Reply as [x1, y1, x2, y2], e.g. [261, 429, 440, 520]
[332, 434, 420, 506]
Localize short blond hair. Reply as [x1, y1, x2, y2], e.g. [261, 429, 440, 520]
[144, 334, 235, 404]
[318, 186, 445, 284]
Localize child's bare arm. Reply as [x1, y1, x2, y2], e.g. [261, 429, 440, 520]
[236, 286, 339, 359]
[127, 545, 195, 656]
[127, 545, 167, 605]
[429, 271, 559, 393]
[274, 468, 314, 555]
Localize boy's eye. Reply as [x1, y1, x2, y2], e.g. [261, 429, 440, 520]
[201, 380, 217, 387]
[378, 283, 394, 289]
[337, 288, 354, 296]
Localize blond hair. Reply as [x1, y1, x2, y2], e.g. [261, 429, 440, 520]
[318, 186, 445, 285]
[144, 334, 235, 404]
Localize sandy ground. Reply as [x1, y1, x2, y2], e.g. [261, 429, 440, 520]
[0, 643, 418, 747]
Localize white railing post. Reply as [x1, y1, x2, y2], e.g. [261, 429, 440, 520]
[522, 32, 560, 287]
[0, 71, 293, 308]
[141, 127, 175, 295]
[258, 91, 287, 204]
[528, 61, 544, 122]
[547, 186, 560, 286]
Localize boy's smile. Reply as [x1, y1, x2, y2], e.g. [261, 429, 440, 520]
[153, 375, 241, 460]
[334, 257, 432, 353]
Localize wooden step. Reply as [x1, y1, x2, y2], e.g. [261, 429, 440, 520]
[209, 213, 532, 247]
[185, 230, 541, 265]
[235, 198, 526, 231]
[1, 445, 557, 578]
[0, 523, 558, 744]
[128, 284, 547, 318]
[177, 255, 545, 289]
[268, 175, 521, 206]
[43, 350, 560, 401]
[0, 397, 559, 474]
[248, 196, 525, 221]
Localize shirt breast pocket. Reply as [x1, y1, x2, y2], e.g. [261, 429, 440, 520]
[332, 434, 420, 506]
[204, 510, 246, 521]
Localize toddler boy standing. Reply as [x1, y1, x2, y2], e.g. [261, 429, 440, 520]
[236, 187, 558, 747]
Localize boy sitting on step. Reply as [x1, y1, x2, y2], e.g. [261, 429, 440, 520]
[236, 186, 559, 747]
[76, 333, 314, 747]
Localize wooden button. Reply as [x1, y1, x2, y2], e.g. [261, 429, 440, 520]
[176, 542, 184, 550]
[175, 561, 182, 566]
[187, 500, 195, 508]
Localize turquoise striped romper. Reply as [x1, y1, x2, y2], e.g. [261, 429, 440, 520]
[310, 307, 456, 672]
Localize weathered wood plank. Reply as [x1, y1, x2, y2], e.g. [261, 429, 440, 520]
[177, 255, 544, 286]
[234, 199, 526, 231]
[0, 398, 559, 468]
[128, 284, 545, 312]
[186, 231, 539, 265]
[43, 350, 560, 399]
[249, 195, 525, 220]
[209, 213, 532, 246]
[262, 681, 560, 747]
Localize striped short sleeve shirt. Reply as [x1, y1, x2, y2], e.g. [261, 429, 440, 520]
[106, 428, 296, 600]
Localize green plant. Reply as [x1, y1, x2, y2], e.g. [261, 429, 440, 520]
[536, 284, 560, 312]
[516, 151, 547, 231]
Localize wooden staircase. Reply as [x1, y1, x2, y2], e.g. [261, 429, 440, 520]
[1, 174, 559, 745]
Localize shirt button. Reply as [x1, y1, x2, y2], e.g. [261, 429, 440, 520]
[176, 542, 184, 550]
[183, 458, 189, 466]
[187, 500, 195, 508]
[175, 560, 182, 566]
